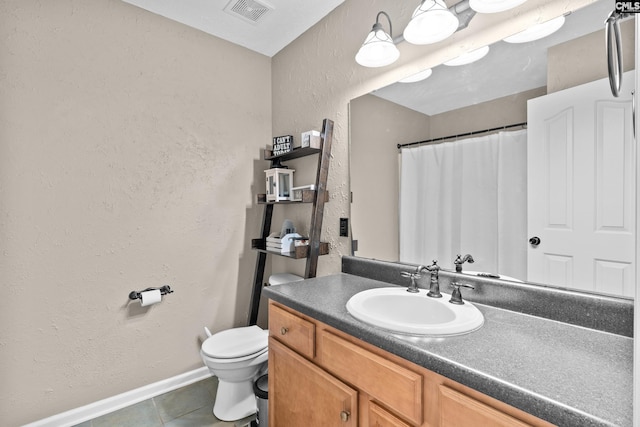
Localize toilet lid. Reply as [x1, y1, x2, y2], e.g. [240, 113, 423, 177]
[201, 325, 268, 359]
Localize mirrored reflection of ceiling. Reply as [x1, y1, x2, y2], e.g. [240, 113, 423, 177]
[122, 0, 344, 57]
[371, 0, 612, 116]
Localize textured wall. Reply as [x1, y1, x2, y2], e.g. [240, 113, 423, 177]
[350, 94, 430, 261]
[270, 0, 596, 278]
[0, 0, 270, 424]
[548, 20, 635, 93]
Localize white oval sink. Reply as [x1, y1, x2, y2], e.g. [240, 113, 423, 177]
[346, 287, 484, 336]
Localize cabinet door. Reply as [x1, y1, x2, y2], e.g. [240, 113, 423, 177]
[368, 402, 412, 427]
[439, 385, 533, 427]
[269, 337, 358, 427]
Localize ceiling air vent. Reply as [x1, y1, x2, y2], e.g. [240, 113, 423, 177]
[223, 0, 274, 25]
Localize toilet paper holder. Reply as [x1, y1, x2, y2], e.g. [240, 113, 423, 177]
[128, 285, 173, 301]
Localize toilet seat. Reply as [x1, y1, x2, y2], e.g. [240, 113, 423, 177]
[202, 325, 268, 359]
[202, 346, 267, 364]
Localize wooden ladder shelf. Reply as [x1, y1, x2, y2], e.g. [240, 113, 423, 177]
[247, 118, 334, 325]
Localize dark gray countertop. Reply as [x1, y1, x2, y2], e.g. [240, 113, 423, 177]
[263, 273, 633, 427]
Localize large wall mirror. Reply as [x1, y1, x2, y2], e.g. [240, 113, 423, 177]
[349, 0, 636, 298]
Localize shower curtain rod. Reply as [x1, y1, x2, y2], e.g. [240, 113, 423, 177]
[396, 122, 527, 149]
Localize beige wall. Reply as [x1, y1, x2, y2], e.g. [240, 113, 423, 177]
[428, 87, 546, 139]
[548, 19, 635, 93]
[0, 0, 270, 425]
[350, 95, 430, 261]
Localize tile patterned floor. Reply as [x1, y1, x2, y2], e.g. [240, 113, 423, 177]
[73, 377, 256, 427]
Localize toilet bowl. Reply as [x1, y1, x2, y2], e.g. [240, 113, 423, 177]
[201, 325, 268, 421]
[201, 273, 303, 421]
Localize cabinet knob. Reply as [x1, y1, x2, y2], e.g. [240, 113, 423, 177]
[340, 410, 350, 422]
[280, 327, 289, 335]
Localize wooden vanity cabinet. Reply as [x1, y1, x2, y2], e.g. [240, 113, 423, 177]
[268, 301, 555, 427]
[269, 338, 358, 426]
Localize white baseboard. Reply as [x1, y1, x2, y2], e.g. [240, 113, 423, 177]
[23, 367, 212, 427]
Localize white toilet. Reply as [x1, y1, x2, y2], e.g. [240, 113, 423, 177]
[201, 325, 269, 421]
[200, 273, 303, 421]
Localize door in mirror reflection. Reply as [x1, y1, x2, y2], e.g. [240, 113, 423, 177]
[528, 71, 635, 296]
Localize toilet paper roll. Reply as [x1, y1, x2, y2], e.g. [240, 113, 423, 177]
[140, 289, 162, 307]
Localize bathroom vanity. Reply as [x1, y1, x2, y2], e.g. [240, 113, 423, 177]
[269, 302, 555, 426]
[263, 257, 633, 427]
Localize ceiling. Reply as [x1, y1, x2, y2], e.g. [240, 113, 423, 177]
[122, 0, 345, 57]
[371, 0, 613, 116]
[123, 0, 613, 115]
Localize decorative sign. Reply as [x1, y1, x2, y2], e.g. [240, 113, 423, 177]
[272, 135, 293, 156]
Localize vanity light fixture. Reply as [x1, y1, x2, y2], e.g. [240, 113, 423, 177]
[403, 0, 460, 45]
[503, 15, 566, 43]
[444, 45, 490, 66]
[355, 11, 400, 68]
[399, 68, 434, 83]
[355, 0, 529, 68]
[469, 0, 527, 14]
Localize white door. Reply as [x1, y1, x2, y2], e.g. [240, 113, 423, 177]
[527, 71, 635, 296]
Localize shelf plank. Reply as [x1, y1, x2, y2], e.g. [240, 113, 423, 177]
[264, 146, 322, 162]
[257, 190, 328, 204]
[251, 239, 329, 259]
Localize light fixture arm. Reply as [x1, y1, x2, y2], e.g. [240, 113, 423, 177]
[452, 0, 477, 31]
[374, 11, 394, 40]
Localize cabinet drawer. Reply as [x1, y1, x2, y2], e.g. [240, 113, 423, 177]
[368, 402, 412, 427]
[439, 385, 534, 427]
[319, 331, 423, 425]
[269, 303, 315, 359]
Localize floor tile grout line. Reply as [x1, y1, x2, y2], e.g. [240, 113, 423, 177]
[149, 395, 162, 426]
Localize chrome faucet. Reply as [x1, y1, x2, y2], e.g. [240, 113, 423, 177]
[454, 254, 475, 273]
[400, 271, 421, 293]
[417, 260, 442, 298]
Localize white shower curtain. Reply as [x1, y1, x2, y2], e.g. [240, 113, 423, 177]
[399, 129, 527, 279]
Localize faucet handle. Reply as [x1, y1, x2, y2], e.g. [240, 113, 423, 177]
[401, 271, 421, 293]
[449, 281, 475, 305]
[401, 271, 420, 279]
